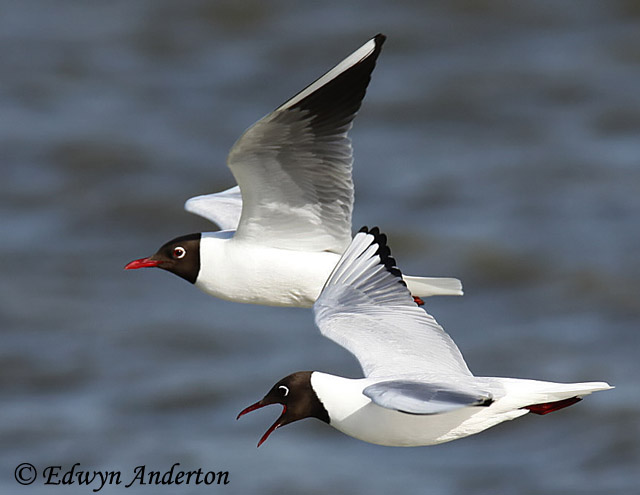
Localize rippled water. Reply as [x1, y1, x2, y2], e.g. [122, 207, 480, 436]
[2, 1, 639, 494]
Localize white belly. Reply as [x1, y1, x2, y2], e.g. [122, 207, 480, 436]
[311, 373, 526, 447]
[331, 401, 526, 447]
[195, 234, 340, 307]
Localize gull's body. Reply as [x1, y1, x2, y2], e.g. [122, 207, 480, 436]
[195, 232, 339, 306]
[125, 35, 463, 308]
[310, 373, 609, 446]
[239, 227, 612, 447]
[195, 231, 458, 307]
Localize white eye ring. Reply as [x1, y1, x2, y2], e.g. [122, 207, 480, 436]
[173, 246, 186, 259]
[278, 385, 289, 397]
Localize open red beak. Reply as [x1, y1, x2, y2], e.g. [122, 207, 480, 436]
[124, 257, 162, 270]
[237, 400, 287, 448]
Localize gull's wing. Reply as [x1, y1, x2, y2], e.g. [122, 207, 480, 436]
[184, 185, 242, 231]
[314, 227, 473, 379]
[362, 380, 493, 414]
[227, 35, 386, 253]
[363, 380, 493, 415]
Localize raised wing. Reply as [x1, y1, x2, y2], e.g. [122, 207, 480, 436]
[314, 227, 473, 379]
[184, 186, 242, 230]
[184, 185, 242, 231]
[227, 35, 386, 253]
[363, 380, 492, 415]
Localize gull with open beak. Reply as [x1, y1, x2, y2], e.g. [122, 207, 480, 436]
[238, 227, 612, 447]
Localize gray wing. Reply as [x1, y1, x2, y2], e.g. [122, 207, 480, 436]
[227, 35, 385, 253]
[184, 185, 242, 231]
[363, 380, 493, 415]
[314, 227, 473, 379]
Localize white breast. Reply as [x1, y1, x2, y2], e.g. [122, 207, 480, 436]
[310, 372, 527, 447]
[195, 233, 341, 307]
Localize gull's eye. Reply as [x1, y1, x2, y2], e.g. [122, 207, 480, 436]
[173, 246, 186, 259]
[278, 385, 289, 397]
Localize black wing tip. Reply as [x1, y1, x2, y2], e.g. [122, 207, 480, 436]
[285, 34, 386, 117]
[367, 33, 386, 66]
[480, 397, 494, 407]
[373, 33, 387, 49]
[358, 226, 406, 284]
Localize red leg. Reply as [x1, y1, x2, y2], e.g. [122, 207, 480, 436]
[524, 397, 582, 415]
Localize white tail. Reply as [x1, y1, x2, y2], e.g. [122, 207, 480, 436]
[404, 275, 464, 297]
[495, 378, 613, 414]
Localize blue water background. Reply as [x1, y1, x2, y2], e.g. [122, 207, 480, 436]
[1, 1, 639, 494]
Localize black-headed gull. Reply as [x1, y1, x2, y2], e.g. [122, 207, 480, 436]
[237, 227, 612, 447]
[124, 34, 463, 307]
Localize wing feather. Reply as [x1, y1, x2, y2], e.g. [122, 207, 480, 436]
[314, 227, 472, 378]
[363, 380, 493, 415]
[227, 35, 386, 253]
[184, 185, 242, 231]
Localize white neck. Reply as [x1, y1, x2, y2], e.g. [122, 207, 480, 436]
[310, 372, 371, 423]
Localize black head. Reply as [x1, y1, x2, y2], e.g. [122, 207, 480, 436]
[237, 371, 329, 447]
[124, 233, 201, 284]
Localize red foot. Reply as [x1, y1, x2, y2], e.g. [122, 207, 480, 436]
[413, 296, 425, 306]
[524, 397, 582, 415]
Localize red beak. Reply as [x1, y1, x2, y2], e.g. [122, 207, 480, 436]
[124, 257, 162, 270]
[237, 400, 287, 448]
